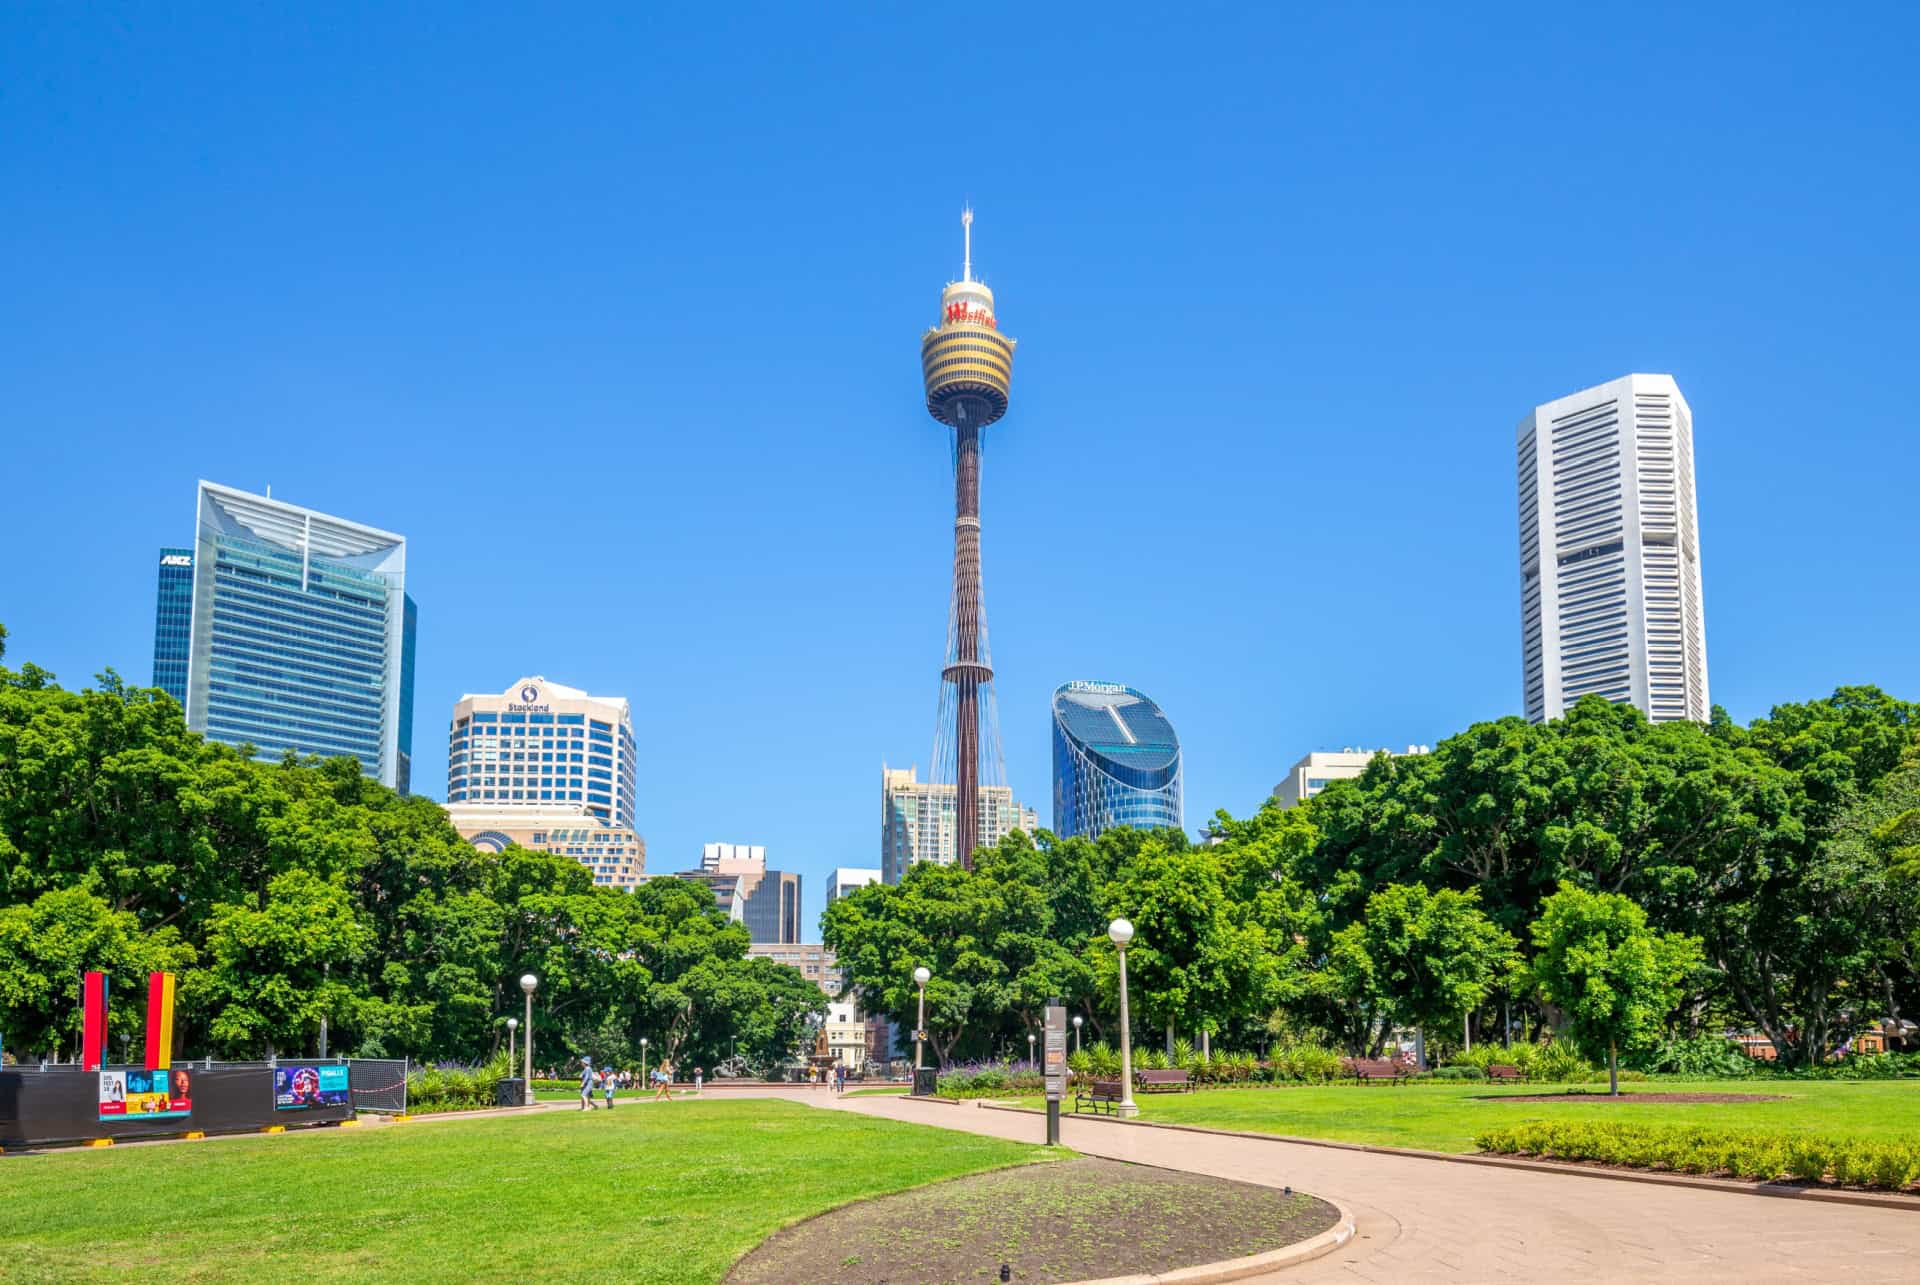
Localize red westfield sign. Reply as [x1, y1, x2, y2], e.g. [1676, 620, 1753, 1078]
[944, 302, 997, 328]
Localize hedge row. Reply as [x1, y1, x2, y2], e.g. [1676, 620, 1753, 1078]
[1476, 1120, 1920, 1192]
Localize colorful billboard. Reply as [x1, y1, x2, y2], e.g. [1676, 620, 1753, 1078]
[98, 1068, 192, 1121]
[273, 1063, 350, 1111]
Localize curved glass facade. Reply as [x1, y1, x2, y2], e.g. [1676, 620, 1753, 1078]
[1051, 681, 1182, 839]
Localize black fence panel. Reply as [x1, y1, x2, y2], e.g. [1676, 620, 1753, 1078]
[348, 1058, 409, 1114]
[1, 1063, 353, 1148]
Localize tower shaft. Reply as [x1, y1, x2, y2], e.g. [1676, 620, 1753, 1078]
[951, 421, 985, 867]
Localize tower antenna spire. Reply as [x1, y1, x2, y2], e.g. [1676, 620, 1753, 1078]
[961, 206, 973, 283]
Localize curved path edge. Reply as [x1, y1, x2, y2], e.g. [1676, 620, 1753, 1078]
[975, 1102, 1920, 1213]
[1064, 1201, 1356, 1285]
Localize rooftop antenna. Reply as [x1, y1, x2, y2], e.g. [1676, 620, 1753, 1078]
[961, 206, 973, 283]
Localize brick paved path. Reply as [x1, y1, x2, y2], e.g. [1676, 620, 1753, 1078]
[744, 1087, 1920, 1282]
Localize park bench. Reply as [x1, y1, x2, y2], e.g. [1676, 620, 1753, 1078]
[1073, 1078, 1124, 1114]
[1341, 1057, 1411, 1085]
[1135, 1069, 1193, 1093]
[1486, 1063, 1525, 1083]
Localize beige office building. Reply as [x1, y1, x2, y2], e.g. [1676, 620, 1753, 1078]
[446, 805, 647, 890]
[1272, 746, 1430, 809]
[881, 765, 1038, 884]
[749, 942, 844, 995]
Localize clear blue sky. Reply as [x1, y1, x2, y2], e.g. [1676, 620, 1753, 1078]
[4, 4, 1915, 936]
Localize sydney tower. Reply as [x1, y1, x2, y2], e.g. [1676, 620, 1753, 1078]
[921, 209, 1017, 870]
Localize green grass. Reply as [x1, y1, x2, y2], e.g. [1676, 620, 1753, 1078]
[0, 1099, 1054, 1282]
[1017, 1079, 1920, 1153]
[846, 1086, 911, 1097]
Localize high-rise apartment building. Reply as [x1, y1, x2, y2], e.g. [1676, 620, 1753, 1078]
[447, 677, 638, 828]
[1517, 374, 1709, 724]
[880, 765, 1037, 885]
[1050, 681, 1183, 839]
[150, 547, 194, 706]
[181, 482, 417, 792]
[1272, 746, 1430, 809]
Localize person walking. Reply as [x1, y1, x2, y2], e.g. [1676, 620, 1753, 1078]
[578, 1058, 596, 1111]
[834, 1062, 846, 1094]
[653, 1061, 673, 1102]
[603, 1067, 617, 1110]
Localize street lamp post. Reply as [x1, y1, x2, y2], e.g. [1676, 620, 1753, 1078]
[1072, 1014, 1083, 1053]
[1109, 919, 1139, 1118]
[641, 1037, 649, 1093]
[913, 966, 931, 1092]
[507, 1017, 518, 1077]
[519, 974, 538, 1106]
[1027, 1031, 1035, 1068]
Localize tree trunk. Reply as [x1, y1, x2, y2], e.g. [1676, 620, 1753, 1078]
[1609, 1040, 1619, 1097]
[1165, 1019, 1174, 1058]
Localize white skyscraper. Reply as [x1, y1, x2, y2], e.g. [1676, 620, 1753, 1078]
[1517, 374, 1708, 724]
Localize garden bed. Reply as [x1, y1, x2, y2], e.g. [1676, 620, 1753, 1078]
[726, 1156, 1340, 1284]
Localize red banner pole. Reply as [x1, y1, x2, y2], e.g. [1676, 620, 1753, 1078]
[82, 971, 108, 1070]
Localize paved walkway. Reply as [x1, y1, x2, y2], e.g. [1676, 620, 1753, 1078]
[738, 1087, 1920, 1282]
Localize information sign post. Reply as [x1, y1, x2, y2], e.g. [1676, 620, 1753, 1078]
[1043, 1003, 1067, 1146]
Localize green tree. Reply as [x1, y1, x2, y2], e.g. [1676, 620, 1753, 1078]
[185, 869, 372, 1057]
[0, 886, 195, 1060]
[1324, 883, 1517, 1058]
[1099, 838, 1298, 1053]
[1527, 883, 1703, 1094]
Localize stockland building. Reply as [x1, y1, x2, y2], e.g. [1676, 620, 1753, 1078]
[443, 677, 647, 890]
[171, 482, 417, 792]
[1051, 680, 1183, 840]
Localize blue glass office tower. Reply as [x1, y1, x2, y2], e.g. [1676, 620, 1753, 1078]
[184, 482, 416, 793]
[151, 547, 194, 706]
[1051, 681, 1182, 839]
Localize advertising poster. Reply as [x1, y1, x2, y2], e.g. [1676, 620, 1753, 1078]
[273, 1063, 350, 1110]
[98, 1068, 193, 1121]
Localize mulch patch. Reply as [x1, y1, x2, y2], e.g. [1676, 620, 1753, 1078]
[725, 1156, 1340, 1284]
[1487, 1091, 1790, 1104]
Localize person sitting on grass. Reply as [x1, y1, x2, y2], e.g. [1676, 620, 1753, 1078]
[579, 1058, 597, 1111]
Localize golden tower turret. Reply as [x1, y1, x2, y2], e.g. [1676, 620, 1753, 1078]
[921, 209, 1017, 426]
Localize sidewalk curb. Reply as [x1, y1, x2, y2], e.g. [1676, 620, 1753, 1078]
[978, 1102, 1920, 1213]
[1064, 1202, 1356, 1285]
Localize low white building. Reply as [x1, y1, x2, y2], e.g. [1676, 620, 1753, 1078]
[1272, 746, 1429, 809]
[825, 867, 881, 906]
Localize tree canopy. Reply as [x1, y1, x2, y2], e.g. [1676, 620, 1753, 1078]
[0, 639, 822, 1069]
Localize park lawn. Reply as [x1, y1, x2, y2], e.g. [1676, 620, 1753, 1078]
[1016, 1079, 1920, 1153]
[0, 1099, 1055, 1283]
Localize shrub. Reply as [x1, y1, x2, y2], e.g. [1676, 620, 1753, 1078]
[1475, 1120, 1920, 1192]
[1428, 1065, 1487, 1081]
[1528, 1041, 1596, 1084]
[1266, 1042, 1344, 1084]
[935, 1060, 1043, 1098]
[408, 1053, 515, 1112]
[1633, 1034, 1755, 1078]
